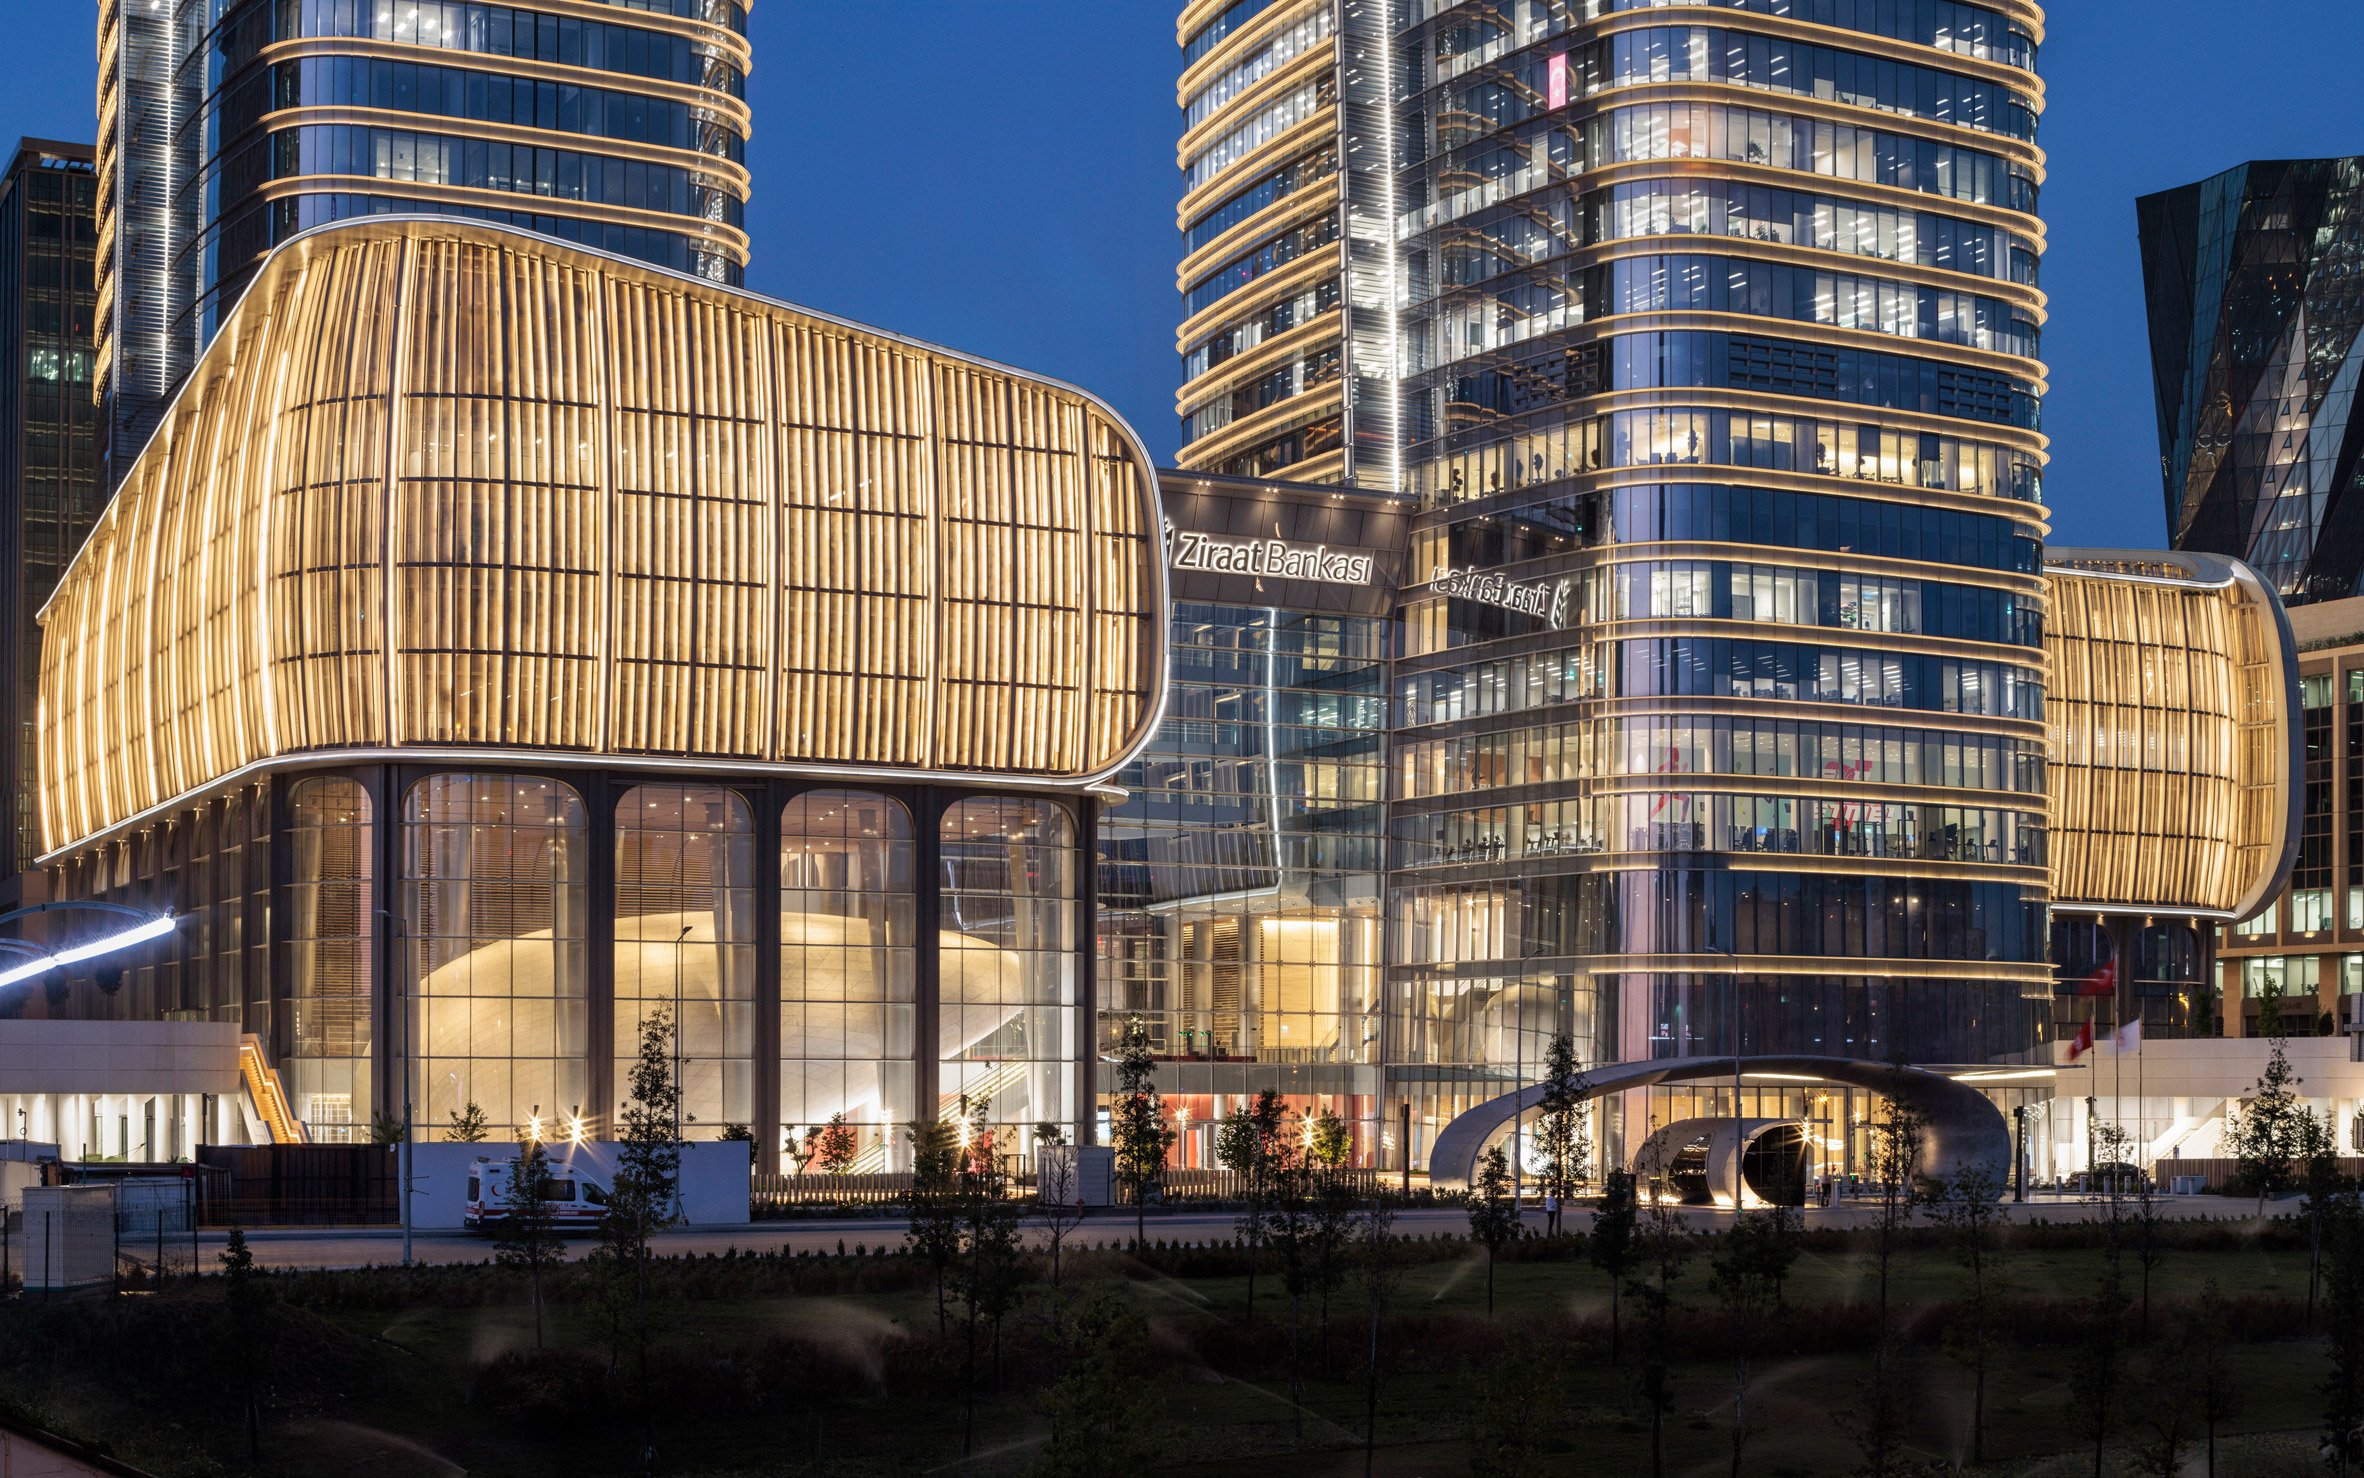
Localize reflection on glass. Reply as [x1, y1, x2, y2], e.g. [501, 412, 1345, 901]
[403, 774, 588, 1141]
[780, 790, 915, 1172]
[615, 785, 756, 1140]
[287, 776, 372, 1142]
[941, 798, 1076, 1161]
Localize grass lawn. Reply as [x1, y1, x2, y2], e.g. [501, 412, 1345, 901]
[0, 1221, 2348, 1477]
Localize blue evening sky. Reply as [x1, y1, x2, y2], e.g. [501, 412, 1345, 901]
[4, 3, 2360, 548]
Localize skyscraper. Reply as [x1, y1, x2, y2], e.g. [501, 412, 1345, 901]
[0, 141, 100, 878]
[95, 0, 754, 485]
[1174, 2, 2057, 1141]
[2141, 157, 2364, 606]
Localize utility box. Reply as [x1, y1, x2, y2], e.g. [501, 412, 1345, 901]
[1072, 1145, 1116, 1208]
[21, 1185, 116, 1297]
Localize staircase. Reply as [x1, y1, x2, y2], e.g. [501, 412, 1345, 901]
[237, 1035, 308, 1145]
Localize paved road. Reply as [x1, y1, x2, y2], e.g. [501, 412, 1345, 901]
[134, 1192, 2258, 1271]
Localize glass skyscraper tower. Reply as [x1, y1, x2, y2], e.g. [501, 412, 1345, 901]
[1176, 1, 2056, 1151]
[96, 0, 753, 484]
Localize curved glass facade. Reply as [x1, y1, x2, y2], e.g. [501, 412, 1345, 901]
[1388, 0, 2051, 1129]
[614, 785, 758, 1140]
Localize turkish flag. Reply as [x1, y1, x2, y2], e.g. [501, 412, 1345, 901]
[2077, 958, 2118, 998]
[2067, 1020, 2095, 1062]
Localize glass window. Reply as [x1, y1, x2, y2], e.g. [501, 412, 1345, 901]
[941, 798, 1077, 1165]
[402, 774, 589, 1141]
[614, 786, 756, 1139]
[286, 776, 373, 1142]
[781, 790, 915, 1172]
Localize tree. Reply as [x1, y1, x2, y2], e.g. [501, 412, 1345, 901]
[815, 1112, 858, 1174]
[2322, 1165, 2364, 1476]
[1220, 1089, 1286, 1322]
[2191, 1280, 2245, 1477]
[905, 1114, 964, 1334]
[956, 1119, 1026, 1455]
[1627, 1153, 1693, 1478]
[1924, 1167, 2006, 1465]
[1589, 1168, 1640, 1366]
[1467, 1326, 1569, 1478]
[1308, 1154, 1360, 1375]
[607, 1005, 685, 1473]
[785, 1125, 819, 1177]
[494, 1136, 565, 1351]
[1852, 1096, 1927, 1478]
[2303, 1108, 2344, 1326]
[1263, 1138, 1317, 1445]
[1309, 1106, 1353, 1169]
[1356, 1194, 1400, 1478]
[1531, 1033, 1590, 1237]
[219, 1226, 273, 1461]
[2072, 1180, 2133, 1478]
[1035, 1289, 1159, 1477]
[368, 1112, 404, 1147]
[446, 1100, 490, 1143]
[717, 1122, 754, 1144]
[1466, 1145, 1520, 1316]
[2128, 1319, 2203, 1478]
[1709, 1208, 1788, 1478]
[1031, 1121, 1085, 1287]
[1107, 1016, 1175, 1250]
[2227, 1033, 2313, 1213]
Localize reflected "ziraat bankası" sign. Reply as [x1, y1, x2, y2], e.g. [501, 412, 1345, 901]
[1432, 565, 1573, 629]
[1169, 527, 1376, 585]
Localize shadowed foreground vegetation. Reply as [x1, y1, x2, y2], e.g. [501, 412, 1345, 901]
[0, 1216, 2354, 1476]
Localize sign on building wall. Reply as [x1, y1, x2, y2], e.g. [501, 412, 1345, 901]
[1431, 565, 1574, 629]
[1168, 525, 1378, 585]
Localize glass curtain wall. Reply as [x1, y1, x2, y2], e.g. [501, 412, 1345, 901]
[1385, 0, 2052, 1163]
[614, 785, 756, 1139]
[940, 797, 1076, 1165]
[286, 776, 373, 1141]
[779, 790, 917, 1172]
[404, 773, 589, 1139]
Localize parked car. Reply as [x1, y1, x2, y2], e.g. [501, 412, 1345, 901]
[465, 1155, 611, 1233]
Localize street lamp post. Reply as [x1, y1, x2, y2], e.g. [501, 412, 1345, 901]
[674, 923, 692, 1144]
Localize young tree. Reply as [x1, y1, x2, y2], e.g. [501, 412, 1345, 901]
[602, 1006, 684, 1472]
[368, 1112, 404, 1147]
[2227, 1033, 2312, 1213]
[1589, 1167, 1640, 1366]
[1308, 1156, 1361, 1375]
[904, 1114, 964, 1334]
[718, 1122, 754, 1145]
[815, 1111, 859, 1174]
[1467, 1326, 1569, 1478]
[1531, 1033, 1590, 1237]
[2128, 1318, 2203, 1478]
[1309, 1106, 1354, 1170]
[1708, 1208, 1787, 1478]
[219, 1226, 273, 1461]
[494, 1136, 565, 1351]
[1356, 1193, 1400, 1478]
[1108, 1017, 1176, 1250]
[446, 1100, 490, 1143]
[1031, 1121, 1085, 1287]
[785, 1125, 819, 1177]
[956, 1125, 1025, 1455]
[1262, 1138, 1317, 1445]
[1924, 1167, 2006, 1465]
[2191, 1279, 2245, 1477]
[1219, 1089, 1286, 1323]
[2302, 1108, 2344, 1326]
[1466, 1144, 1520, 1316]
[1851, 1096, 1927, 1478]
[1036, 1288, 1160, 1477]
[2072, 1179, 2133, 1478]
[2321, 1166, 2364, 1476]
[1627, 1156, 1693, 1478]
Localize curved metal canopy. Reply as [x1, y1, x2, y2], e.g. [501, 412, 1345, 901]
[1425, 1055, 2012, 1194]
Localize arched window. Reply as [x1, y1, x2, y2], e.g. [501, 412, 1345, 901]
[287, 776, 372, 1142]
[615, 786, 757, 1139]
[780, 791, 915, 1172]
[940, 798, 1076, 1160]
[402, 774, 588, 1141]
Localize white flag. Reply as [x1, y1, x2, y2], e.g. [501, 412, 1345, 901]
[2113, 1017, 2143, 1052]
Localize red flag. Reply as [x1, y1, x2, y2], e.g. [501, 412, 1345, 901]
[2067, 1019, 2095, 1061]
[2077, 958, 2117, 998]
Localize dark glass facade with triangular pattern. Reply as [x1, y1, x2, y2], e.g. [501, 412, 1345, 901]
[2142, 158, 2364, 606]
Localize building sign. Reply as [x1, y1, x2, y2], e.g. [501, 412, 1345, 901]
[1168, 524, 1377, 585]
[1432, 564, 1574, 629]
